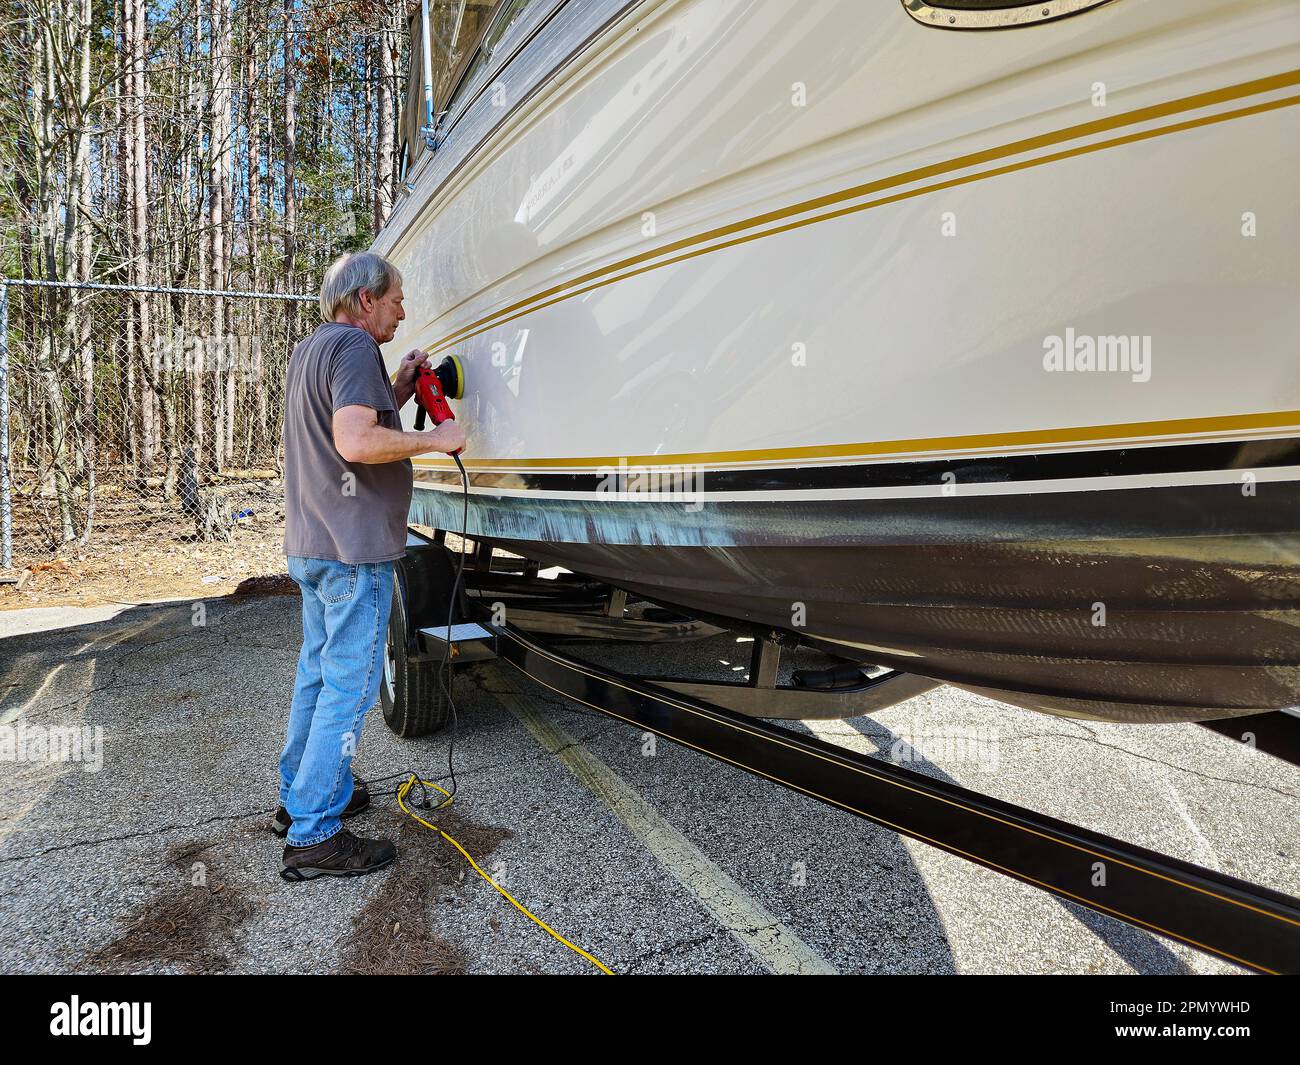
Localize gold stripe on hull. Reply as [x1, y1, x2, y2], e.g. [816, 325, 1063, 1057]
[412, 409, 1300, 471]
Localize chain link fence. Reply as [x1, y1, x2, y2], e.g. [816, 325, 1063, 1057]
[1, 279, 315, 593]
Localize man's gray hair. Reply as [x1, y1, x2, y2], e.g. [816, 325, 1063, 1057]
[319, 252, 402, 323]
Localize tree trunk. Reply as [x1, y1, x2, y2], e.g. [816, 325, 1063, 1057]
[375, 17, 395, 231]
[75, 0, 96, 493]
[244, 17, 268, 460]
[127, 0, 154, 477]
[192, 0, 208, 490]
[210, 0, 231, 472]
[283, 0, 298, 351]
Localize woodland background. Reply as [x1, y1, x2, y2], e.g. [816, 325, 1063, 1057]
[1, 0, 437, 588]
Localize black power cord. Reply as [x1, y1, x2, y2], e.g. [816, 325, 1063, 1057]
[365, 448, 468, 814]
[434, 451, 470, 807]
[359, 444, 615, 973]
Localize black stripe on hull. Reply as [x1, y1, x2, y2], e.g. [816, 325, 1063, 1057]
[413, 436, 1300, 493]
[410, 481, 1300, 723]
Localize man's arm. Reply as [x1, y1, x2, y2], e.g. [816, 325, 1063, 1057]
[333, 405, 466, 463]
[393, 379, 417, 409]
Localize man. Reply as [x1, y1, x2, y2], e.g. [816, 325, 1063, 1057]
[276, 251, 466, 881]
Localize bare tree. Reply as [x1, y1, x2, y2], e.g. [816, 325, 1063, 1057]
[1, 0, 414, 556]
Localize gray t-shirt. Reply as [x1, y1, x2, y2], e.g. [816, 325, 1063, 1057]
[283, 322, 412, 563]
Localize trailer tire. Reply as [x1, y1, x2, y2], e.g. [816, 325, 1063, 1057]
[381, 568, 452, 738]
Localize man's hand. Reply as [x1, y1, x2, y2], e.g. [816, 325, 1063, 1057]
[334, 404, 467, 464]
[434, 420, 467, 455]
[395, 348, 428, 388]
[393, 348, 429, 407]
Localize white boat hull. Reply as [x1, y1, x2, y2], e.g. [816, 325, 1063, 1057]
[372, 0, 1300, 722]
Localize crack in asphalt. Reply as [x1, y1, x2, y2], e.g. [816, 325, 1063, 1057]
[0, 724, 610, 865]
[621, 929, 726, 972]
[0, 806, 276, 864]
[4, 608, 299, 724]
[820, 722, 1298, 801]
[1054, 730, 1299, 801]
[5, 648, 238, 721]
[620, 921, 794, 973]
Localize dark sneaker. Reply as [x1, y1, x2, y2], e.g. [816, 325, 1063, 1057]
[271, 774, 370, 837]
[279, 829, 396, 882]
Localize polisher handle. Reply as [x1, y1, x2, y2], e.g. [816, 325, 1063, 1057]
[414, 363, 462, 455]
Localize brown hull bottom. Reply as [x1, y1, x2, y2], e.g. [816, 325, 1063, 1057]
[488, 534, 1299, 723]
[411, 482, 1300, 723]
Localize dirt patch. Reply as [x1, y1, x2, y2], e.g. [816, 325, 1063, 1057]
[231, 573, 298, 598]
[1, 477, 288, 610]
[339, 807, 512, 976]
[0, 516, 497, 611]
[83, 828, 261, 974]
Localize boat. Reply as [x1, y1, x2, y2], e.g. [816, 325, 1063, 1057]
[370, 0, 1300, 724]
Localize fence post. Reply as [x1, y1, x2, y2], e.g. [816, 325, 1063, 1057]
[1, 282, 11, 569]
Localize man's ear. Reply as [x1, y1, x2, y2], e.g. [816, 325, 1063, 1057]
[357, 288, 374, 314]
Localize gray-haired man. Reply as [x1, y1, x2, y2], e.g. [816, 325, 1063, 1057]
[276, 252, 465, 881]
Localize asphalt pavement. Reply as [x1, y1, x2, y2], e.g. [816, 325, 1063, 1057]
[0, 591, 1295, 974]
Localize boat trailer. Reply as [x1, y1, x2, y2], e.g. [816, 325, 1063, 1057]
[387, 533, 1300, 974]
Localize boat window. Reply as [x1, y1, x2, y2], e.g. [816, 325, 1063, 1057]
[400, 1, 503, 177]
[901, 0, 1117, 29]
[443, 0, 538, 121]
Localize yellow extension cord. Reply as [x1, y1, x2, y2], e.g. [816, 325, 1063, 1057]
[395, 773, 614, 975]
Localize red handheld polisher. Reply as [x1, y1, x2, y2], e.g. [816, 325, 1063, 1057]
[413, 354, 465, 454]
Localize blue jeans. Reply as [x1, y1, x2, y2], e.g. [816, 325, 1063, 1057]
[280, 556, 395, 846]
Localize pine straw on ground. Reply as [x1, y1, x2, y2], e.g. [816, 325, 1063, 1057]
[339, 807, 513, 976]
[83, 830, 262, 974]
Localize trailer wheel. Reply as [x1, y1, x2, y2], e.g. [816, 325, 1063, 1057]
[381, 567, 452, 738]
